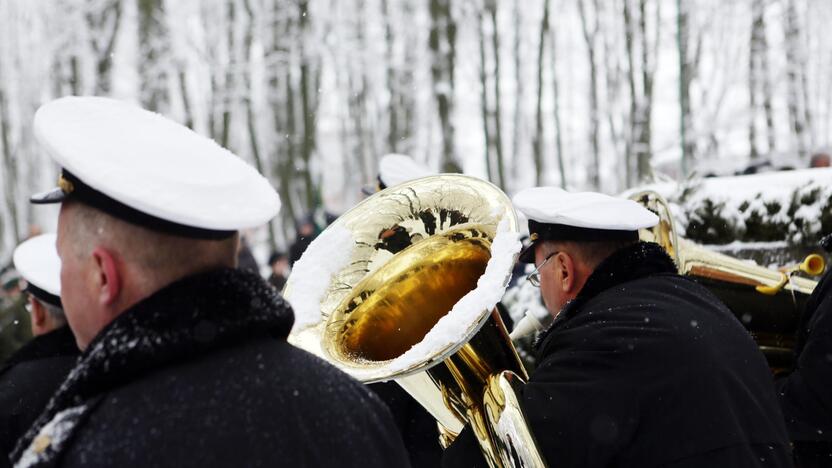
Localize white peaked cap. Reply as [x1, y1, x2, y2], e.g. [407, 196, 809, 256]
[513, 187, 658, 231]
[31, 97, 281, 236]
[13, 234, 61, 298]
[379, 154, 435, 188]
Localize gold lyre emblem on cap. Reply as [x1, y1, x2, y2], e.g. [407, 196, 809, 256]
[58, 174, 75, 194]
[529, 233, 539, 241]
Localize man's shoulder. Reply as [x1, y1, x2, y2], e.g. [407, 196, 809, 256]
[65, 337, 406, 467]
[577, 272, 731, 328]
[100, 336, 369, 404]
[0, 353, 75, 400]
[535, 273, 748, 374]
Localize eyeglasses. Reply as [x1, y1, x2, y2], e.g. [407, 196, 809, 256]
[526, 252, 557, 287]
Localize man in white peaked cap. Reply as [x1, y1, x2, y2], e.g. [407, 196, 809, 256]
[11, 97, 409, 468]
[363, 153, 435, 195]
[0, 234, 78, 458]
[443, 187, 791, 468]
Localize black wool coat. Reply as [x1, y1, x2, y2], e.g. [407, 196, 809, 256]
[369, 381, 442, 468]
[775, 261, 832, 468]
[444, 242, 792, 468]
[0, 326, 78, 457]
[11, 269, 410, 468]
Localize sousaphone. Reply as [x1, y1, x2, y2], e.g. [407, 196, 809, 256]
[284, 175, 546, 467]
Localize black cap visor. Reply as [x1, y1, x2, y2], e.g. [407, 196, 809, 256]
[25, 283, 63, 308]
[519, 220, 640, 263]
[30, 187, 70, 204]
[518, 241, 539, 264]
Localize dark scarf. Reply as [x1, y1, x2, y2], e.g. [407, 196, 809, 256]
[0, 326, 78, 372]
[534, 241, 677, 357]
[12, 268, 293, 463]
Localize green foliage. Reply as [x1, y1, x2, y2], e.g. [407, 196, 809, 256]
[673, 181, 830, 246]
[0, 294, 32, 364]
[686, 199, 734, 244]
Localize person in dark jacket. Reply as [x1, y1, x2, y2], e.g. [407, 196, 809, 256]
[267, 251, 289, 291]
[0, 234, 78, 457]
[443, 186, 792, 468]
[236, 234, 260, 273]
[0, 276, 31, 365]
[289, 217, 317, 267]
[11, 97, 410, 468]
[774, 234, 832, 467]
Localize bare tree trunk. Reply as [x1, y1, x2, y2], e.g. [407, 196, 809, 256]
[429, 0, 459, 172]
[602, 0, 625, 190]
[265, 0, 297, 236]
[624, 0, 656, 185]
[510, 1, 523, 189]
[0, 87, 19, 245]
[298, 0, 319, 210]
[352, 0, 377, 188]
[477, 9, 492, 182]
[487, 0, 506, 189]
[219, 0, 236, 148]
[761, 41, 776, 154]
[283, 73, 299, 225]
[623, 0, 636, 187]
[382, 0, 398, 153]
[533, 0, 549, 186]
[399, 1, 417, 154]
[178, 69, 194, 129]
[578, 0, 601, 189]
[749, 0, 761, 160]
[138, 0, 170, 112]
[784, 0, 808, 158]
[87, 0, 123, 95]
[380, 0, 413, 155]
[677, 0, 694, 174]
[548, 10, 566, 188]
[637, 0, 656, 182]
[242, 0, 277, 250]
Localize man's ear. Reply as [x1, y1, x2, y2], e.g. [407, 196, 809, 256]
[91, 247, 121, 307]
[558, 252, 577, 293]
[30, 298, 47, 327]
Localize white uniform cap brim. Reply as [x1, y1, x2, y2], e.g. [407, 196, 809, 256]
[13, 234, 61, 297]
[513, 186, 658, 230]
[379, 154, 435, 188]
[34, 97, 280, 231]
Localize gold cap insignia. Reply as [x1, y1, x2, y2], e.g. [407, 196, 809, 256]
[58, 174, 75, 194]
[530, 233, 538, 241]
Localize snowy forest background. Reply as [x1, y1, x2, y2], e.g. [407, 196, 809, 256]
[1, 0, 832, 262]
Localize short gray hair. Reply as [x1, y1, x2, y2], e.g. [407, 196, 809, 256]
[40, 300, 67, 326]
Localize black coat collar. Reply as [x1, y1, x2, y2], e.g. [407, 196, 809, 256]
[13, 268, 293, 459]
[0, 326, 78, 372]
[534, 242, 677, 356]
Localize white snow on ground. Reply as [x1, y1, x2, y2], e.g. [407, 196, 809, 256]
[287, 225, 354, 332]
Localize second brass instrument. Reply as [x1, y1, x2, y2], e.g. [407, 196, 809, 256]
[631, 190, 822, 371]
